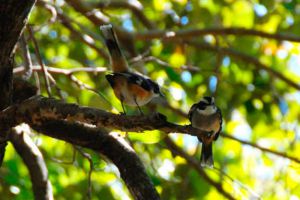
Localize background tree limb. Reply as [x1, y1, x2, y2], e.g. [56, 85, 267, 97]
[9, 125, 54, 200]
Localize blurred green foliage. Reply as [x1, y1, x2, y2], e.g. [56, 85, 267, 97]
[1, 0, 300, 199]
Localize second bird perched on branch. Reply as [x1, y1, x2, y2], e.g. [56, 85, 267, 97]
[100, 24, 163, 115]
[188, 96, 222, 167]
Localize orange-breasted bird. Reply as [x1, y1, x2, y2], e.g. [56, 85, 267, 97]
[188, 96, 222, 167]
[100, 25, 163, 114]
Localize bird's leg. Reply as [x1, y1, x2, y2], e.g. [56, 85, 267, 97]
[134, 97, 143, 115]
[121, 101, 126, 115]
[120, 95, 126, 115]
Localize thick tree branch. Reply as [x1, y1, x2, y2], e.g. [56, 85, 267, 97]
[0, 95, 207, 141]
[135, 27, 300, 42]
[9, 125, 54, 200]
[0, 0, 36, 166]
[29, 120, 160, 200]
[0, 0, 36, 63]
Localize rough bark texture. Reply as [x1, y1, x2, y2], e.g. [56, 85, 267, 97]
[0, 95, 206, 140]
[1, 96, 162, 200]
[0, 0, 36, 166]
[33, 121, 160, 200]
[0, 94, 212, 200]
[9, 127, 53, 200]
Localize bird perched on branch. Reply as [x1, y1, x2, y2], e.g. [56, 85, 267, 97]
[100, 24, 163, 114]
[188, 96, 222, 167]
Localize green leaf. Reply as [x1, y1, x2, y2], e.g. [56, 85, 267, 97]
[128, 130, 162, 144]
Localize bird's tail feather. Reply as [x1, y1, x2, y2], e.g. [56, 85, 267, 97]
[100, 25, 129, 72]
[200, 142, 214, 168]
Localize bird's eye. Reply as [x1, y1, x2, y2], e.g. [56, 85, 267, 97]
[197, 103, 206, 110]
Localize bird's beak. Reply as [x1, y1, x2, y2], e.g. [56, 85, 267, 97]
[159, 91, 165, 98]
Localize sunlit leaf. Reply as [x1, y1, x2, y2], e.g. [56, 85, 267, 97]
[128, 130, 162, 144]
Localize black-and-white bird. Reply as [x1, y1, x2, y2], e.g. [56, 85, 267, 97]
[188, 96, 222, 167]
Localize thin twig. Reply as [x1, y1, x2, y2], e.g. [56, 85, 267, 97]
[211, 167, 262, 199]
[132, 56, 200, 72]
[212, 36, 222, 96]
[163, 136, 236, 200]
[34, 0, 57, 32]
[33, 71, 41, 94]
[74, 146, 94, 200]
[187, 42, 300, 90]
[68, 74, 112, 107]
[223, 133, 300, 164]
[135, 27, 300, 43]
[64, 0, 137, 57]
[96, 1, 156, 29]
[14, 65, 107, 75]
[19, 34, 33, 80]
[58, 13, 108, 59]
[50, 146, 77, 165]
[27, 25, 52, 97]
[64, 0, 109, 25]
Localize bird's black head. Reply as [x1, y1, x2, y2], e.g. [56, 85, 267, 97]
[197, 96, 215, 110]
[147, 79, 164, 97]
[203, 96, 215, 105]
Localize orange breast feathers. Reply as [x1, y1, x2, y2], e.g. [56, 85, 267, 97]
[109, 76, 153, 106]
[128, 83, 152, 102]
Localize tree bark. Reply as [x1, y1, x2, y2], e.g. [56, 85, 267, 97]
[34, 120, 160, 200]
[9, 126, 53, 200]
[0, 0, 36, 166]
[0, 95, 161, 199]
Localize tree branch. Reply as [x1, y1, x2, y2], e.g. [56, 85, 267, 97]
[0, 0, 36, 167]
[0, 95, 207, 141]
[27, 25, 52, 97]
[64, 0, 137, 57]
[187, 42, 300, 90]
[9, 125, 54, 200]
[164, 137, 236, 200]
[0, 95, 166, 199]
[29, 120, 160, 200]
[134, 27, 300, 42]
[19, 34, 33, 80]
[56, 10, 109, 59]
[96, 1, 156, 29]
[14, 65, 107, 75]
[223, 133, 300, 164]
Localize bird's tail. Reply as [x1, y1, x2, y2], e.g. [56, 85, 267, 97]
[100, 24, 129, 72]
[199, 140, 214, 168]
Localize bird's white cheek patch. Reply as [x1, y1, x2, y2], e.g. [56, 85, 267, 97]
[196, 106, 217, 115]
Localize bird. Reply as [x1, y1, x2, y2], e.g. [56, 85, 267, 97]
[188, 96, 222, 167]
[100, 24, 163, 114]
